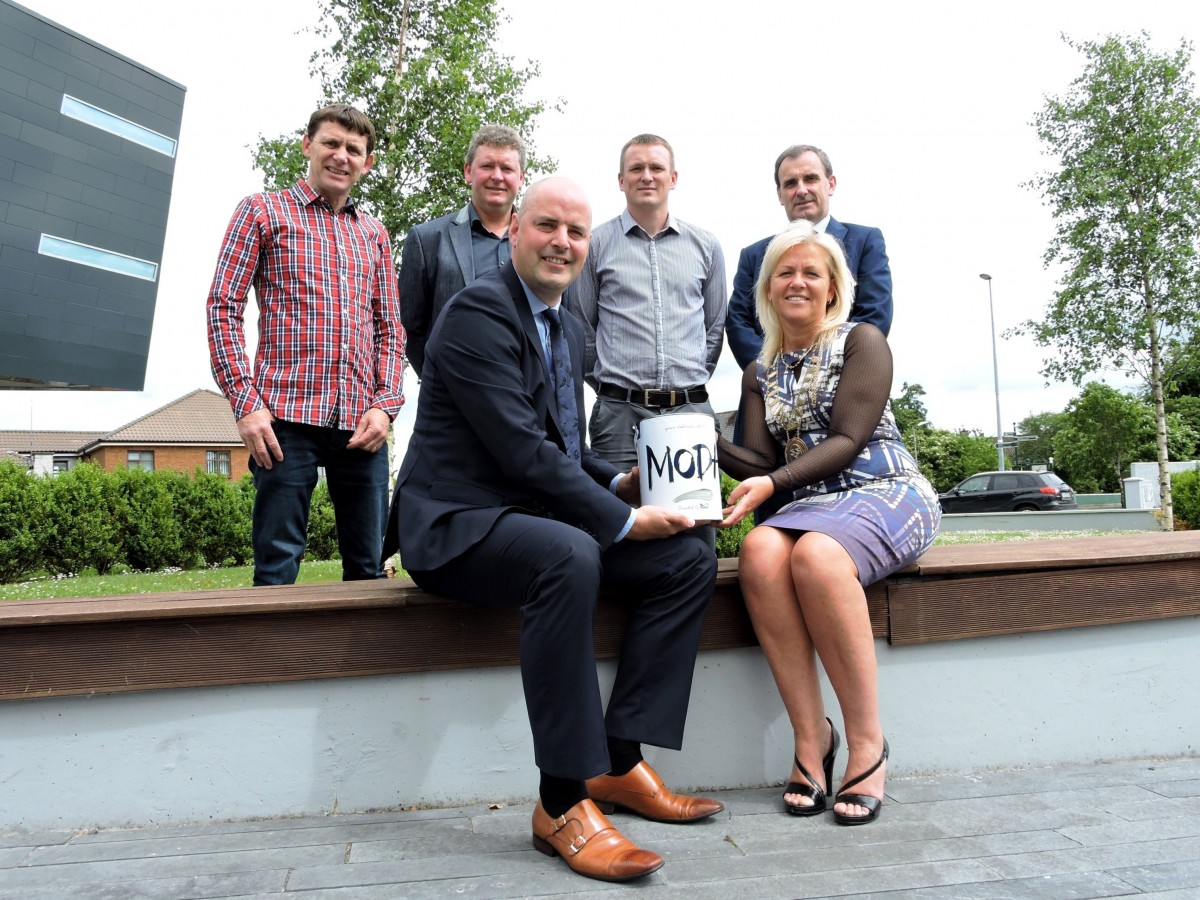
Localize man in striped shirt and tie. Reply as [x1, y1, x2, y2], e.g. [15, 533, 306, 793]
[566, 134, 726, 477]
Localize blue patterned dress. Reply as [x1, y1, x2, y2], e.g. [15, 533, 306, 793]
[726, 323, 940, 586]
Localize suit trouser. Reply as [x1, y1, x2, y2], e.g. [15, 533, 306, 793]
[410, 512, 716, 781]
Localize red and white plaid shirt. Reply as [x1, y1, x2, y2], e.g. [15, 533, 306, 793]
[207, 180, 405, 430]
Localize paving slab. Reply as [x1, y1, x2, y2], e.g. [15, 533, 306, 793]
[3, 759, 1200, 899]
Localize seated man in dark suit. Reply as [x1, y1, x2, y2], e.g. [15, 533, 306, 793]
[383, 178, 721, 884]
[726, 144, 893, 370]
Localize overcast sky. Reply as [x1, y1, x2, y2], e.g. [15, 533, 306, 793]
[4, 0, 1197, 451]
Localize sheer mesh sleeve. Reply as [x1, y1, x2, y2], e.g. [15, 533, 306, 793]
[717, 325, 893, 493]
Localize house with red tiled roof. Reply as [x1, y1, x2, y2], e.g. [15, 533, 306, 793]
[0, 390, 244, 478]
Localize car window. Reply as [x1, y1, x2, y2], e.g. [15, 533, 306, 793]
[1042, 473, 1067, 488]
[994, 474, 1021, 490]
[1018, 474, 1041, 488]
[959, 475, 991, 492]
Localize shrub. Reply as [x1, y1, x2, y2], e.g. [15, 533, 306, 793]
[170, 469, 253, 567]
[304, 479, 340, 561]
[0, 461, 46, 582]
[715, 473, 753, 559]
[44, 463, 126, 576]
[113, 467, 186, 571]
[1171, 468, 1200, 530]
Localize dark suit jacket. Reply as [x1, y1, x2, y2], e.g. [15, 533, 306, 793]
[384, 263, 630, 572]
[399, 204, 475, 379]
[725, 218, 893, 369]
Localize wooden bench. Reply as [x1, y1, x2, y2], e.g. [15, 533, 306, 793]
[2, 532, 1198, 703]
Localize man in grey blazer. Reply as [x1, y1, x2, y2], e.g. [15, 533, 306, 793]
[399, 125, 526, 378]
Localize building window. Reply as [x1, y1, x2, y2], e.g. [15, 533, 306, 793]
[38, 234, 159, 282]
[206, 450, 231, 476]
[127, 450, 154, 471]
[52, 457, 71, 474]
[60, 94, 177, 157]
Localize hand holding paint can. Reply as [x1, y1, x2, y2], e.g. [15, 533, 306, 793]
[635, 413, 724, 523]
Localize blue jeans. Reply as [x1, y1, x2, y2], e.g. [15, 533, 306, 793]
[250, 420, 389, 585]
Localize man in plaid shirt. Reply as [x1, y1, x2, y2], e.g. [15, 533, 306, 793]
[207, 104, 405, 585]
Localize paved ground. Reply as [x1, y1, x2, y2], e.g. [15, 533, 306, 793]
[2, 756, 1199, 899]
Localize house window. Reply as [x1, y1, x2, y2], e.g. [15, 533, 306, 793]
[127, 450, 154, 471]
[52, 457, 71, 474]
[206, 450, 231, 476]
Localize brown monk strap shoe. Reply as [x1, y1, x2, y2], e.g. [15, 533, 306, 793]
[587, 761, 725, 823]
[531, 798, 664, 882]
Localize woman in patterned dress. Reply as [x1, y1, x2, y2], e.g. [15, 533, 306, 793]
[717, 221, 940, 825]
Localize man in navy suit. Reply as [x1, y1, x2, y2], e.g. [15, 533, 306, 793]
[725, 144, 893, 370]
[384, 178, 721, 884]
[399, 125, 526, 378]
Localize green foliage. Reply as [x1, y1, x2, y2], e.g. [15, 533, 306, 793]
[0, 462, 47, 582]
[1016, 33, 1200, 524]
[167, 469, 254, 567]
[1170, 468, 1200, 530]
[1017, 33, 1200, 386]
[1052, 382, 1156, 492]
[304, 480, 341, 561]
[715, 473, 752, 559]
[43, 464, 126, 576]
[251, 0, 560, 247]
[113, 467, 186, 572]
[1011, 411, 1067, 472]
[891, 382, 930, 442]
[911, 429, 997, 494]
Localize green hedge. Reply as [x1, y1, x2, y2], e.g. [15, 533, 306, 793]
[1171, 468, 1200, 530]
[0, 463, 341, 583]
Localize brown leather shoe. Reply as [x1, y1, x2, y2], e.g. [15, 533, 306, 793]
[587, 761, 725, 823]
[531, 798, 664, 882]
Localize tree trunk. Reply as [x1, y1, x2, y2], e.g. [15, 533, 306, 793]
[1147, 299, 1174, 530]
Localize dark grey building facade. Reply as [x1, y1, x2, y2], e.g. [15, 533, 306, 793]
[0, 1, 185, 390]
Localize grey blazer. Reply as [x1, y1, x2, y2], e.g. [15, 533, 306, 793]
[399, 204, 474, 378]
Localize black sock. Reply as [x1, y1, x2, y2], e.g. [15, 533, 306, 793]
[606, 737, 643, 777]
[539, 772, 587, 819]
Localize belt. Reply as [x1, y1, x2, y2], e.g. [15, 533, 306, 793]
[597, 383, 708, 409]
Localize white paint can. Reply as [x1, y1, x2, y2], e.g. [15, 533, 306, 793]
[635, 413, 724, 522]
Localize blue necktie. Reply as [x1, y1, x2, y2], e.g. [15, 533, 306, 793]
[543, 307, 581, 463]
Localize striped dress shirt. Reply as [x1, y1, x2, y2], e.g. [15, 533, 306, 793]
[207, 180, 405, 430]
[567, 209, 726, 391]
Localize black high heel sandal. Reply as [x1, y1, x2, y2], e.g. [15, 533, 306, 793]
[783, 717, 841, 817]
[833, 737, 889, 826]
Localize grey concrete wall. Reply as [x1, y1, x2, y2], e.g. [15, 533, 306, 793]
[0, 0, 184, 389]
[2, 615, 1197, 831]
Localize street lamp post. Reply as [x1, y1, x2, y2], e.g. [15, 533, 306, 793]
[979, 273, 1004, 471]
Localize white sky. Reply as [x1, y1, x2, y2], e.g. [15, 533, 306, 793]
[4, 0, 1198, 451]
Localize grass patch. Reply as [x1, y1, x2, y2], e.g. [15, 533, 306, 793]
[0, 560, 354, 602]
[933, 529, 1143, 545]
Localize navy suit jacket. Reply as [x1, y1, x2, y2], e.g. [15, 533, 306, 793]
[725, 218, 893, 369]
[384, 263, 629, 572]
[399, 204, 476, 379]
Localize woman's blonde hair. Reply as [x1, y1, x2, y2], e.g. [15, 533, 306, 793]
[754, 220, 856, 362]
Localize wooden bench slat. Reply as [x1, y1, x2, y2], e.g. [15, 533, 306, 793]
[2, 533, 1197, 702]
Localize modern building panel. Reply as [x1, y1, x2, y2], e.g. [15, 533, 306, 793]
[0, 0, 185, 391]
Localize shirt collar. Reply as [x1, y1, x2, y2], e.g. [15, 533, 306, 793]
[619, 208, 677, 238]
[293, 179, 358, 215]
[812, 214, 831, 233]
[517, 276, 557, 317]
